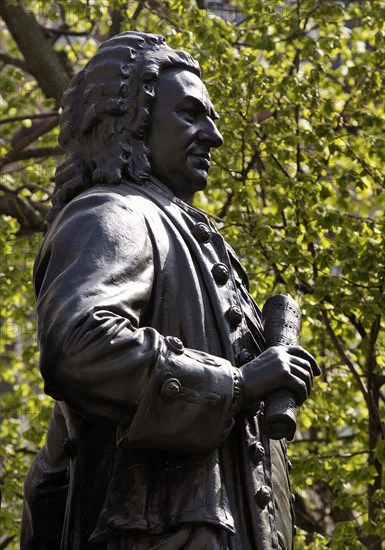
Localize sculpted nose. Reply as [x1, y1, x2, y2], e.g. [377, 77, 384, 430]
[198, 117, 224, 148]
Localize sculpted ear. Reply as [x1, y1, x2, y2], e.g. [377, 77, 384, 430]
[142, 81, 156, 95]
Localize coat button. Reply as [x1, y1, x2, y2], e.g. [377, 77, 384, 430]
[255, 485, 272, 509]
[161, 378, 181, 401]
[251, 442, 265, 463]
[212, 263, 229, 285]
[238, 348, 253, 365]
[193, 222, 212, 243]
[62, 438, 76, 459]
[165, 336, 184, 354]
[227, 305, 243, 327]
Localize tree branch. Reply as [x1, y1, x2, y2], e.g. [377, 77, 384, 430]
[0, 193, 46, 234]
[217, 189, 234, 219]
[0, 536, 16, 550]
[133, 0, 147, 20]
[40, 24, 95, 37]
[0, 111, 58, 125]
[0, 116, 60, 167]
[0, 51, 28, 72]
[342, 138, 384, 188]
[2, 145, 62, 163]
[0, 0, 70, 103]
[109, 4, 127, 38]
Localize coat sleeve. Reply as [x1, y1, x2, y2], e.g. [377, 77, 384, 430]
[35, 190, 237, 452]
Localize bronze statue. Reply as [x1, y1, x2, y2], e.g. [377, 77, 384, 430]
[22, 32, 319, 549]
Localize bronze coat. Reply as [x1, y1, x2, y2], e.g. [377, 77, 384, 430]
[22, 179, 294, 549]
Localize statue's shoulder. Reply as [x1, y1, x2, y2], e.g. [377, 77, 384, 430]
[43, 181, 172, 261]
[43, 182, 154, 245]
[56, 180, 159, 224]
[76, 180, 155, 209]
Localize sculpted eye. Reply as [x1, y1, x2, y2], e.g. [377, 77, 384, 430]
[178, 109, 199, 122]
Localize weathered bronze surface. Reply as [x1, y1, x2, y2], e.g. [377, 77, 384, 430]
[21, 32, 319, 550]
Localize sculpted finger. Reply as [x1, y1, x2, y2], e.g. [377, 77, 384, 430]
[290, 363, 313, 395]
[291, 356, 314, 381]
[287, 376, 308, 406]
[287, 346, 321, 376]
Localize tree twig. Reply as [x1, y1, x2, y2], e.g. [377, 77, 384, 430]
[321, 308, 369, 404]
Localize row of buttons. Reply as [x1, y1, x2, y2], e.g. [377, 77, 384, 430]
[193, 222, 245, 333]
[192, 223, 254, 366]
[193, 224, 230, 286]
[162, 338, 185, 403]
[193, 221, 278, 513]
[250, 442, 269, 509]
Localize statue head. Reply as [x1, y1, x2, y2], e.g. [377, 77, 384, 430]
[50, 31, 204, 220]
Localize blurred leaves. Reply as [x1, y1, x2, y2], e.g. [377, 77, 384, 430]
[1, 0, 384, 548]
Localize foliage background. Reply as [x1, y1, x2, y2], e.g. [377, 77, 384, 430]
[1, 1, 384, 548]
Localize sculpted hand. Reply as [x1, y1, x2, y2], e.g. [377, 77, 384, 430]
[238, 346, 320, 410]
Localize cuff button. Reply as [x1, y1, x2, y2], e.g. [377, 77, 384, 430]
[161, 378, 181, 401]
[165, 336, 184, 354]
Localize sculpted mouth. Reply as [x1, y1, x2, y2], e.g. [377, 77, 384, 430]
[191, 153, 211, 169]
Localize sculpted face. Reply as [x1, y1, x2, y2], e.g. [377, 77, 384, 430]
[146, 68, 223, 201]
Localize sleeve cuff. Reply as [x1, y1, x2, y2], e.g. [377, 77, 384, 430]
[117, 336, 238, 452]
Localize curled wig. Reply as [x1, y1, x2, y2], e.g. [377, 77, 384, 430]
[49, 31, 200, 222]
